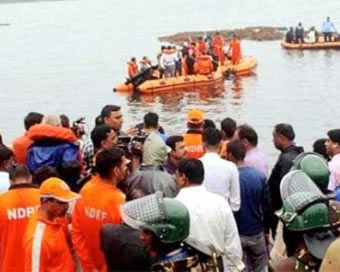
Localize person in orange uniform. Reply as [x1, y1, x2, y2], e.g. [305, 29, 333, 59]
[228, 35, 242, 65]
[212, 32, 225, 65]
[23, 177, 80, 272]
[71, 148, 127, 272]
[198, 36, 207, 55]
[194, 55, 214, 75]
[183, 110, 205, 159]
[0, 165, 39, 272]
[127, 57, 139, 78]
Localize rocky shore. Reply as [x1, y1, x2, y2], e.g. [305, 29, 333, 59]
[159, 26, 286, 44]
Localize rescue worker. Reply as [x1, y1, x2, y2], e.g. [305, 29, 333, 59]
[198, 36, 207, 55]
[23, 177, 80, 272]
[194, 54, 214, 75]
[212, 32, 225, 65]
[139, 56, 151, 72]
[0, 165, 39, 272]
[120, 192, 222, 271]
[228, 35, 242, 65]
[183, 109, 205, 159]
[127, 57, 139, 78]
[71, 148, 127, 272]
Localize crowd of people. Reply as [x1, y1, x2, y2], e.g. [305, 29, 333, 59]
[127, 32, 242, 81]
[1, 105, 340, 271]
[285, 16, 338, 43]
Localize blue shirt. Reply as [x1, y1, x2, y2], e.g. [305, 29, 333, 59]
[234, 166, 268, 236]
[322, 21, 336, 33]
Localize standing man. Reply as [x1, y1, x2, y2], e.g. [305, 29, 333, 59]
[322, 16, 337, 42]
[164, 135, 187, 175]
[23, 177, 80, 271]
[228, 35, 242, 65]
[234, 124, 269, 178]
[268, 123, 303, 235]
[227, 140, 271, 272]
[175, 159, 244, 271]
[212, 32, 225, 65]
[0, 165, 39, 272]
[200, 128, 240, 212]
[72, 148, 127, 272]
[325, 129, 340, 191]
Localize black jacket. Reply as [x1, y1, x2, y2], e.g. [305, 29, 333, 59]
[268, 144, 304, 211]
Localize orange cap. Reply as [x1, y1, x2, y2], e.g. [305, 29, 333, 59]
[40, 178, 80, 202]
[187, 109, 204, 124]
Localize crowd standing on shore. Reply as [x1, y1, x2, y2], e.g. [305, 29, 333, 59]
[1, 105, 340, 271]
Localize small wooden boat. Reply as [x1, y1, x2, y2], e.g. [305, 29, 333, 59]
[281, 41, 340, 50]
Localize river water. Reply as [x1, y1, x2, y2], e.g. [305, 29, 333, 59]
[1, 0, 340, 164]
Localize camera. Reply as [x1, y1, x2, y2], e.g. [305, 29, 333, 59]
[117, 134, 147, 156]
[71, 117, 86, 137]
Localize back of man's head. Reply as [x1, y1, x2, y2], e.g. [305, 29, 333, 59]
[177, 159, 204, 185]
[41, 115, 61, 127]
[203, 128, 222, 147]
[9, 164, 31, 184]
[95, 148, 125, 180]
[275, 123, 295, 141]
[227, 140, 246, 162]
[237, 124, 258, 146]
[101, 105, 121, 120]
[144, 112, 159, 129]
[91, 125, 113, 150]
[0, 144, 13, 170]
[60, 114, 70, 128]
[221, 117, 236, 139]
[32, 165, 59, 187]
[24, 112, 43, 131]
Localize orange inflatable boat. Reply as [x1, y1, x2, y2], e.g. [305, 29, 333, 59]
[221, 56, 257, 76]
[281, 41, 340, 49]
[114, 67, 224, 94]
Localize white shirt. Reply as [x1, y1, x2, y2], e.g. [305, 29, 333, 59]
[200, 152, 240, 211]
[176, 186, 244, 271]
[328, 154, 340, 191]
[0, 172, 10, 194]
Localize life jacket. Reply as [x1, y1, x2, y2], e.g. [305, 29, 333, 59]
[183, 131, 204, 159]
[198, 40, 207, 54]
[127, 61, 139, 78]
[194, 55, 214, 75]
[230, 39, 242, 64]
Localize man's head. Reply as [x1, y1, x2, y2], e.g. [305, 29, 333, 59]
[24, 112, 43, 131]
[144, 112, 159, 130]
[59, 114, 70, 128]
[273, 123, 295, 151]
[176, 159, 204, 189]
[40, 177, 80, 220]
[32, 165, 59, 187]
[41, 115, 61, 127]
[187, 109, 204, 131]
[166, 136, 186, 161]
[226, 140, 246, 164]
[95, 148, 127, 183]
[131, 57, 136, 63]
[221, 117, 237, 139]
[325, 129, 340, 157]
[9, 164, 31, 184]
[101, 105, 123, 132]
[202, 127, 222, 152]
[0, 145, 14, 172]
[234, 124, 258, 150]
[327, 17, 330, 22]
[91, 125, 117, 151]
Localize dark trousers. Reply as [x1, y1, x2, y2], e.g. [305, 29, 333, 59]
[324, 32, 332, 42]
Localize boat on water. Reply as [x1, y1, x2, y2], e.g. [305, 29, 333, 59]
[281, 41, 340, 50]
[114, 56, 257, 94]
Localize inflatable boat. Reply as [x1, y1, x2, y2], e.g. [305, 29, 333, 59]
[221, 56, 257, 76]
[281, 41, 340, 49]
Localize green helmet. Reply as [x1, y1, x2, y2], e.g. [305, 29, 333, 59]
[292, 152, 330, 190]
[120, 191, 190, 244]
[276, 192, 330, 231]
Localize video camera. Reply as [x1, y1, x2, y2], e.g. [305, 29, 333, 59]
[71, 117, 86, 137]
[117, 134, 147, 156]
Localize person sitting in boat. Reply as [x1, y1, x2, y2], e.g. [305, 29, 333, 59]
[194, 55, 214, 75]
[305, 26, 318, 43]
[139, 56, 151, 72]
[285, 27, 295, 43]
[228, 35, 242, 65]
[212, 32, 225, 65]
[295, 22, 304, 43]
[322, 17, 337, 42]
[127, 57, 139, 78]
[160, 45, 178, 78]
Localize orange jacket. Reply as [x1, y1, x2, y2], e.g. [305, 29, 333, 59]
[194, 55, 214, 75]
[23, 210, 75, 272]
[183, 131, 204, 159]
[12, 133, 33, 164]
[230, 39, 242, 64]
[212, 36, 225, 64]
[198, 40, 207, 54]
[71, 175, 126, 272]
[127, 61, 139, 78]
[27, 124, 77, 142]
[0, 185, 40, 272]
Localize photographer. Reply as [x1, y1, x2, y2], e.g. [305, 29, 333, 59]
[126, 112, 177, 200]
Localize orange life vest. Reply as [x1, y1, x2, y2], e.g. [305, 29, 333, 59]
[198, 40, 207, 54]
[183, 131, 204, 159]
[230, 39, 242, 64]
[194, 55, 214, 75]
[127, 61, 139, 78]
